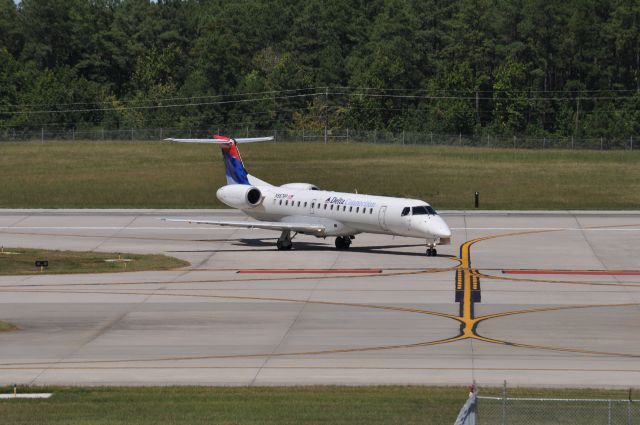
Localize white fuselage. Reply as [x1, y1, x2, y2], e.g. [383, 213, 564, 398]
[225, 186, 452, 245]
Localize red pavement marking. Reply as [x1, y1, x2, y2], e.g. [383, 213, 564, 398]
[238, 269, 383, 274]
[502, 269, 640, 276]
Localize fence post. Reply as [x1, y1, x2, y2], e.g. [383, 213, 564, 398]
[543, 137, 546, 149]
[628, 388, 633, 425]
[72, 128, 75, 141]
[274, 129, 277, 143]
[402, 130, 405, 145]
[502, 380, 507, 425]
[374, 129, 377, 144]
[601, 137, 603, 150]
[430, 132, 433, 145]
[346, 128, 349, 143]
[631, 136, 633, 151]
[159, 127, 163, 140]
[571, 135, 574, 149]
[459, 132, 462, 145]
[41, 127, 44, 144]
[513, 135, 516, 149]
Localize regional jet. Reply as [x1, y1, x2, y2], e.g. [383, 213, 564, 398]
[163, 135, 451, 255]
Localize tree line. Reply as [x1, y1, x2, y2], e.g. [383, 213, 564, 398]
[1, 0, 639, 139]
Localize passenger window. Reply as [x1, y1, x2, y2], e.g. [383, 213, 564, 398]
[343, 206, 346, 212]
[297, 201, 300, 207]
[324, 204, 327, 210]
[362, 208, 366, 214]
[311, 202, 315, 208]
[356, 207, 359, 213]
[285, 200, 288, 206]
[330, 205, 334, 210]
[401, 207, 410, 216]
[304, 202, 308, 207]
[349, 207, 353, 212]
[279, 199, 282, 205]
[370, 208, 373, 214]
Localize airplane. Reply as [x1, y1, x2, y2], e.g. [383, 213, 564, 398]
[163, 135, 451, 256]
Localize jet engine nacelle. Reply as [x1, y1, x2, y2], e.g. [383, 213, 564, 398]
[216, 184, 263, 209]
[280, 183, 320, 190]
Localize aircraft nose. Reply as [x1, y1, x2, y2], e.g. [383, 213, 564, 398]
[431, 216, 451, 238]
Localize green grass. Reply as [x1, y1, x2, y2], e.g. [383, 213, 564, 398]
[1, 141, 639, 209]
[0, 386, 634, 425]
[0, 247, 188, 275]
[0, 321, 17, 332]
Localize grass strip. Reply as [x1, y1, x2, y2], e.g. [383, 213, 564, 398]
[1, 141, 639, 209]
[0, 321, 17, 332]
[0, 247, 188, 276]
[0, 386, 634, 425]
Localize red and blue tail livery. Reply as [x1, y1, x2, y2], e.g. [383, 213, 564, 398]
[214, 135, 250, 185]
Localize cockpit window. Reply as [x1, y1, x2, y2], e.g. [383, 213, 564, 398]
[401, 207, 410, 216]
[412, 205, 437, 215]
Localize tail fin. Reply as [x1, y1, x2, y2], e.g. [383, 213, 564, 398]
[215, 135, 249, 185]
[164, 135, 273, 186]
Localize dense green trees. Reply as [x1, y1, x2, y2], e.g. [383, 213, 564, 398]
[0, 0, 638, 138]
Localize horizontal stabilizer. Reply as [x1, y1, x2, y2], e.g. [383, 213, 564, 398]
[164, 136, 273, 144]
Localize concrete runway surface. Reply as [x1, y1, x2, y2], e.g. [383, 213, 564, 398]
[0, 209, 639, 387]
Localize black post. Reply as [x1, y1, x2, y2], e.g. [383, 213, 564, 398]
[474, 192, 479, 208]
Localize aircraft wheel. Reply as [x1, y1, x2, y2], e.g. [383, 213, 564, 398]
[335, 236, 349, 250]
[277, 240, 292, 251]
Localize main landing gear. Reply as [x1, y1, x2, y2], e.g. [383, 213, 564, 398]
[276, 230, 294, 251]
[426, 242, 437, 256]
[334, 236, 352, 250]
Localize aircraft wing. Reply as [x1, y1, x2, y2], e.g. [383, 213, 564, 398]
[162, 218, 326, 235]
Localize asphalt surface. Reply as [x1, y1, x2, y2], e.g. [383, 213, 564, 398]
[0, 209, 639, 388]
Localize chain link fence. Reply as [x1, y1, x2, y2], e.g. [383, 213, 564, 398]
[477, 395, 639, 424]
[0, 127, 637, 150]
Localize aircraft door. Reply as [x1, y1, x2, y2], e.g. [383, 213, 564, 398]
[401, 207, 412, 232]
[310, 199, 317, 215]
[378, 205, 389, 231]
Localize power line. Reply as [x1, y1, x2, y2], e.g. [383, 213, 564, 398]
[0, 87, 324, 110]
[1, 93, 324, 115]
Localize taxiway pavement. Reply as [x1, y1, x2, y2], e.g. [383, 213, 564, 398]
[0, 209, 639, 387]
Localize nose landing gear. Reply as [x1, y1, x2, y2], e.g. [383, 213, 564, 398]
[426, 241, 437, 256]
